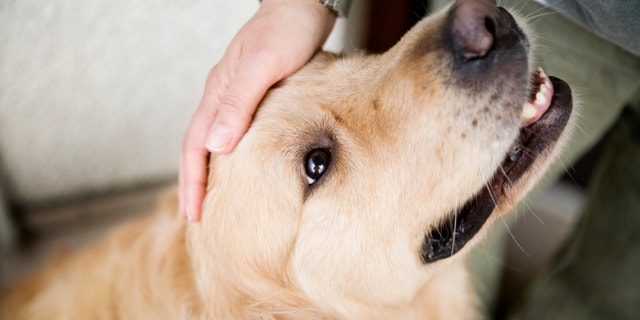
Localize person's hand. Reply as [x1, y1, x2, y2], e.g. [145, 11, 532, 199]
[178, 0, 337, 222]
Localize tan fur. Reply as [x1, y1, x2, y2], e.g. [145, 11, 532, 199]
[1, 5, 573, 319]
[1, 193, 202, 319]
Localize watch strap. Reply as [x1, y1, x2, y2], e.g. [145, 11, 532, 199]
[317, 0, 352, 17]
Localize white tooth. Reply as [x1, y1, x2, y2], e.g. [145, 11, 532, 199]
[537, 66, 548, 79]
[537, 66, 552, 89]
[539, 82, 548, 94]
[521, 102, 537, 121]
[535, 91, 547, 105]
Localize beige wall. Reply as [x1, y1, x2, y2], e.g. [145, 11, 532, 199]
[0, 0, 367, 206]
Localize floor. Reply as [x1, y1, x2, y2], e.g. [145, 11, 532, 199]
[0, 183, 172, 289]
[498, 181, 586, 311]
[0, 181, 586, 310]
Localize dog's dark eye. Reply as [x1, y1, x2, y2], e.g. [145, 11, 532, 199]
[304, 148, 331, 185]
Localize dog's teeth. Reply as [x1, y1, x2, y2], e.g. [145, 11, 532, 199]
[521, 102, 537, 122]
[523, 67, 554, 126]
[535, 91, 547, 105]
[537, 66, 547, 78]
[537, 67, 552, 89]
[544, 76, 552, 89]
[539, 82, 548, 94]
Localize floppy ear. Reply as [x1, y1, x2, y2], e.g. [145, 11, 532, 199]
[184, 115, 312, 309]
[186, 49, 344, 287]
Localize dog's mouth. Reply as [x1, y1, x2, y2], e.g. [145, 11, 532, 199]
[421, 69, 573, 263]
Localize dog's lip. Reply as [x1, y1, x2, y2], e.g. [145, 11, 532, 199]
[501, 76, 572, 184]
[421, 76, 573, 263]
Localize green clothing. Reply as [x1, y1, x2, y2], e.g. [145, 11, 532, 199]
[535, 0, 640, 55]
[514, 107, 640, 320]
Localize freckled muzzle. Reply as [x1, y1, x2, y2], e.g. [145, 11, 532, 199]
[420, 0, 574, 263]
[421, 75, 572, 263]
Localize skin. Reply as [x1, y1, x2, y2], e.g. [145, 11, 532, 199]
[178, 0, 337, 221]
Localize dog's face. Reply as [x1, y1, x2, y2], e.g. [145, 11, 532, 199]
[189, 0, 572, 316]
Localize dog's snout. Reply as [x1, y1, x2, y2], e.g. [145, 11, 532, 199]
[442, 0, 529, 88]
[449, 0, 499, 61]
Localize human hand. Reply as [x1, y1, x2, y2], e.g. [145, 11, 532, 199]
[179, 0, 337, 221]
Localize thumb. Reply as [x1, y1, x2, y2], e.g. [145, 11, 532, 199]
[205, 59, 279, 154]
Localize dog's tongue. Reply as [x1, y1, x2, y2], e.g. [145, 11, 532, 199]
[521, 67, 553, 126]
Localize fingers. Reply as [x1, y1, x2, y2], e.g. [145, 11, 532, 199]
[179, 148, 209, 222]
[179, 57, 279, 221]
[205, 55, 280, 154]
[178, 0, 338, 223]
[178, 131, 212, 222]
[178, 69, 223, 221]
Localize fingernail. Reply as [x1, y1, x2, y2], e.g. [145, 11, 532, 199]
[206, 124, 233, 153]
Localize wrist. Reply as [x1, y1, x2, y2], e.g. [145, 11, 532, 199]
[261, 0, 349, 17]
[261, 0, 338, 41]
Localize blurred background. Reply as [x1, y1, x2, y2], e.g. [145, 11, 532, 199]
[0, 0, 599, 317]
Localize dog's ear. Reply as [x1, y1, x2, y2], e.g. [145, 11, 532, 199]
[187, 130, 308, 301]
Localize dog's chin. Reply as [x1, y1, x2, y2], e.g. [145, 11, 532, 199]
[421, 75, 573, 263]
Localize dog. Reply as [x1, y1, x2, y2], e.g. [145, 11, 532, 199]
[1, 0, 573, 318]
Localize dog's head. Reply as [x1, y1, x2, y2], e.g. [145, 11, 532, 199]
[188, 0, 573, 316]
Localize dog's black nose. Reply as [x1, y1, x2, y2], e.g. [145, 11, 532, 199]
[449, 0, 499, 61]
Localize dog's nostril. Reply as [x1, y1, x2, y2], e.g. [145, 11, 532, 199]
[484, 17, 497, 39]
[449, 0, 499, 61]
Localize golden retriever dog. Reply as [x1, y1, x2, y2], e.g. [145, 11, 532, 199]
[1, 0, 573, 318]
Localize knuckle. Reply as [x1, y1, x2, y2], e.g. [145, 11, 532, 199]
[181, 134, 207, 154]
[245, 51, 288, 80]
[251, 51, 281, 66]
[206, 65, 220, 82]
[219, 94, 251, 119]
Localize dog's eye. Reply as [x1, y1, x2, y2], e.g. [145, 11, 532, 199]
[304, 148, 331, 185]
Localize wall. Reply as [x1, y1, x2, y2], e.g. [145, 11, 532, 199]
[0, 0, 366, 207]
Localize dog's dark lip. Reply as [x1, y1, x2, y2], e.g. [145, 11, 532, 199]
[421, 76, 573, 263]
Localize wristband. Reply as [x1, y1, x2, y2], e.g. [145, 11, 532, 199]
[317, 0, 352, 17]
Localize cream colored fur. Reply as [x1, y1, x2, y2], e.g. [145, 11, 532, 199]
[1, 5, 573, 320]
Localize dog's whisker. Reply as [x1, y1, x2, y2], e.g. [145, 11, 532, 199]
[500, 215, 531, 257]
[422, 1, 432, 16]
[531, 42, 556, 53]
[521, 0, 561, 21]
[520, 198, 544, 225]
[514, 145, 537, 158]
[451, 180, 459, 257]
[526, 10, 561, 22]
[523, 6, 560, 22]
[557, 154, 574, 174]
[498, 164, 515, 187]
[504, 0, 527, 18]
[485, 181, 500, 209]
[572, 116, 589, 137]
